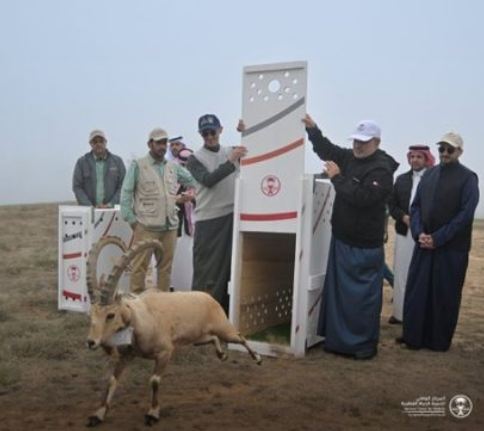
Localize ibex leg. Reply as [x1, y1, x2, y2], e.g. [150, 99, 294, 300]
[194, 334, 227, 361]
[87, 356, 130, 427]
[145, 350, 171, 426]
[219, 330, 263, 365]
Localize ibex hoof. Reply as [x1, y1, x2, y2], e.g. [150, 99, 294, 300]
[256, 355, 263, 365]
[217, 351, 228, 362]
[144, 414, 159, 426]
[86, 416, 103, 427]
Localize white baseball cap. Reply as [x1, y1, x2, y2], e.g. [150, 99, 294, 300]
[148, 128, 169, 141]
[89, 129, 107, 142]
[349, 120, 381, 142]
[438, 132, 463, 150]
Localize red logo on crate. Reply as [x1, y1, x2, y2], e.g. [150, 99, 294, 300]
[261, 175, 281, 197]
[67, 265, 81, 282]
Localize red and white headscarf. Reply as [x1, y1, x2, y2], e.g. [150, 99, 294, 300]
[407, 145, 435, 168]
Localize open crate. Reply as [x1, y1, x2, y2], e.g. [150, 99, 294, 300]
[228, 61, 334, 357]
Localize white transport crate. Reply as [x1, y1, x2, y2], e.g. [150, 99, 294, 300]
[229, 61, 334, 357]
[58, 206, 134, 312]
[58, 205, 192, 313]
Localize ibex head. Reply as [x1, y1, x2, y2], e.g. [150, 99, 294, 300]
[87, 300, 131, 350]
[86, 237, 164, 350]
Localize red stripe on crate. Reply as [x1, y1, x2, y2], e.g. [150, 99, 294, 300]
[63, 252, 82, 259]
[63, 290, 82, 301]
[241, 138, 304, 166]
[240, 211, 297, 221]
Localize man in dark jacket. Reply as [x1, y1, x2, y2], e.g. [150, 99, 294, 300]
[73, 129, 126, 207]
[388, 145, 435, 324]
[303, 114, 398, 359]
[397, 132, 479, 351]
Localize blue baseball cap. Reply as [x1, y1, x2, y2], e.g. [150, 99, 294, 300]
[198, 114, 221, 132]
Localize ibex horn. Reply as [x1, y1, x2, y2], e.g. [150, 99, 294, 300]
[86, 236, 128, 304]
[100, 239, 164, 305]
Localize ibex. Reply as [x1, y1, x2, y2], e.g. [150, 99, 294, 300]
[86, 236, 262, 427]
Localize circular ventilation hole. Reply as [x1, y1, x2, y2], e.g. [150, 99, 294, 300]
[293, 78, 298, 85]
[293, 93, 299, 99]
[277, 94, 283, 100]
[250, 82, 256, 88]
[258, 74, 264, 80]
[284, 71, 290, 78]
[249, 96, 254, 102]
[268, 79, 281, 93]
[263, 95, 269, 102]
[284, 87, 291, 94]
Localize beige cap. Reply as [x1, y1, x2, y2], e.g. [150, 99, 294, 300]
[89, 129, 106, 142]
[438, 132, 463, 149]
[148, 128, 169, 141]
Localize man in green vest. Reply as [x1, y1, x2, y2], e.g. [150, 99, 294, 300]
[73, 129, 126, 207]
[120, 128, 196, 293]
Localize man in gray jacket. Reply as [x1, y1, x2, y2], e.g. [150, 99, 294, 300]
[72, 129, 126, 207]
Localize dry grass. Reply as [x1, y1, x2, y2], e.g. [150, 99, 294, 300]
[0, 203, 483, 431]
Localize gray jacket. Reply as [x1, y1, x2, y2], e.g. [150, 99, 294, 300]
[72, 151, 126, 206]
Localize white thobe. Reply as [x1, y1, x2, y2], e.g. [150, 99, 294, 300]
[392, 169, 425, 320]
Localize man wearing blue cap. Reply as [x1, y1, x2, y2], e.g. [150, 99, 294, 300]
[186, 114, 247, 311]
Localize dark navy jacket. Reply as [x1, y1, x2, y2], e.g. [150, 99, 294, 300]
[307, 127, 399, 248]
[411, 161, 479, 252]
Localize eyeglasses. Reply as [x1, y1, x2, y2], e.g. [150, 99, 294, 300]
[438, 145, 455, 155]
[201, 129, 217, 138]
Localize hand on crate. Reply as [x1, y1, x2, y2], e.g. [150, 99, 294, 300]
[237, 119, 246, 133]
[302, 114, 317, 129]
[228, 146, 248, 163]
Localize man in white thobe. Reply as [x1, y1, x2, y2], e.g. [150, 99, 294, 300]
[388, 145, 435, 323]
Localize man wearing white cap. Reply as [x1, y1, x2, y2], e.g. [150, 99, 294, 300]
[397, 132, 479, 351]
[303, 115, 398, 359]
[72, 129, 126, 207]
[120, 128, 196, 293]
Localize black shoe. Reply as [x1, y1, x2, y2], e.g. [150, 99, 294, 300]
[388, 316, 402, 325]
[354, 350, 377, 360]
[395, 336, 420, 350]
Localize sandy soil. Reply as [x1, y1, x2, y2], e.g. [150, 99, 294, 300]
[0, 203, 483, 431]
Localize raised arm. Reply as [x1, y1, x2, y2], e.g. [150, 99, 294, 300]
[302, 114, 351, 166]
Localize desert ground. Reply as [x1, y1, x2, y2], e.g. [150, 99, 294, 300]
[0, 203, 483, 431]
